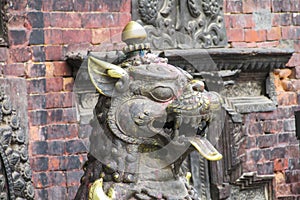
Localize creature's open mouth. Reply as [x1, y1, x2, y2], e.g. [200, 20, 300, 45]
[148, 115, 222, 161]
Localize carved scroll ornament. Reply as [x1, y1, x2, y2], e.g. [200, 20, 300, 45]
[132, 0, 227, 49]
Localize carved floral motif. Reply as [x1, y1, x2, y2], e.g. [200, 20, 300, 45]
[133, 0, 227, 49]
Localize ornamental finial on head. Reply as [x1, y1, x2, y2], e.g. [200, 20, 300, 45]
[121, 21, 150, 54]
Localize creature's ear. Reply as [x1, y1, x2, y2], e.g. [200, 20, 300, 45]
[88, 55, 129, 97]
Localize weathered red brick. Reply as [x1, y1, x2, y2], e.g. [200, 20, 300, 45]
[49, 12, 81, 28]
[26, 63, 46, 78]
[44, 29, 63, 45]
[29, 126, 46, 141]
[53, 61, 72, 77]
[45, 45, 64, 61]
[248, 122, 263, 135]
[45, 92, 74, 108]
[119, 12, 131, 28]
[46, 108, 77, 124]
[0, 48, 8, 62]
[32, 141, 48, 155]
[33, 172, 51, 188]
[92, 28, 111, 44]
[230, 14, 254, 28]
[280, 13, 292, 26]
[291, 0, 300, 12]
[81, 13, 120, 29]
[62, 29, 92, 44]
[27, 78, 46, 94]
[276, 183, 292, 197]
[257, 134, 277, 148]
[63, 108, 78, 123]
[287, 53, 300, 67]
[32, 46, 46, 62]
[267, 27, 281, 41]
[46, 77, 63, 92]
[271, 13, 280, 26]
[274, 158, 289, 171]
[32, 156, 49, 172]
[67, 186, 80, 200]
[277, 92, 297, 106]
[28, 94, 46, 110]
[47, 108, 63, 123]
[9, 47, 32, 63]
[225, 0, 243, 13]
[47, 140, 65, 155]
[224, 15, 231, 28]
[3, 63, 25, 77]
[45, 62, 54, 77]
[110, 27, 123, 43]
[47, 186, 67, 199]
[291, 182, 300, 195]
[243, 0, 271, 13]
[48, 156, 60, 170]
[286, 145, 300, 158]
[66, 140, 87, 154]
[8, 30, 28, 46]
[63, 77, 74, 91]
[52, 0, 74, 11]
[257, 161, 274, 175]
[62, 42, 92, 57]
[227, 28, 244, 42]
[245, 29, 267, 42]
[120, 0, 131, 12]
[285, 170, 300, 183]
[230, 41, 257, 48]
[41, 124, 78, 140]
[29, 110, 48, 126]
[49, 171, 67, 186]
[35, 189, 48, 199]
[262, 120, 283, 134]
[66, 170, 83, 187]
[281, 27, 297, 40]
[59, 155, 81, 170]
[256, 41, 279, 48]
[73, 0, 104, 12]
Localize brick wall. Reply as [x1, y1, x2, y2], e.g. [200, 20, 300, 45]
[1, 0, 131, 199]
[224, 0, 300, 199]
[0, 0, 299, 199]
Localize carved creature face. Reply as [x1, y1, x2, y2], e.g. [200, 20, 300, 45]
[88, 52, 222, 171]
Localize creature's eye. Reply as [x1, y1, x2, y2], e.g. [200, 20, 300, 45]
[149, 86, 174, 102]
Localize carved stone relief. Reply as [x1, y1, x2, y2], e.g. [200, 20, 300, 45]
[0, 79, 34, 200]
[0, 0, 9, 46]
[132, 0, 227, 49]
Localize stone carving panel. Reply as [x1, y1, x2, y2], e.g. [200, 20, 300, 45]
[0, 0, 9, 46]
[132, 0, 227, 49]
[0, 79, 34, 200]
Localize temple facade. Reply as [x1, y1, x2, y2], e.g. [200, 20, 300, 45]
[0, 0, 299, 199]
